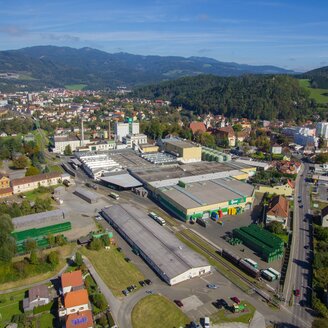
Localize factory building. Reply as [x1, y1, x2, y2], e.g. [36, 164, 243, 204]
[155, 177, 254, 221]
[102, 204, 211, 285]
[114, 121, 140, 141]
[162, 139, 202, 163]
[53, 135, 89, 154]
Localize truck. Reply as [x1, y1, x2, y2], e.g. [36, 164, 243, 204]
[109, 192, 120, 200]
[244, 258, 259, 269]
[261, 269, 276, 281]
[267, 267, 281, 279]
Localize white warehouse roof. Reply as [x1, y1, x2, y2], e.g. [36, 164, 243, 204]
[102, 204, 210, 284]
[100, 174, 142, 188]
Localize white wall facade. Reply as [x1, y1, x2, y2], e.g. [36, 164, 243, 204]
[169, 266, 211, 285]
[13, 177, 60, 194]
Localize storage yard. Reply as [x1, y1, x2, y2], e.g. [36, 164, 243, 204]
[102, 204, 211, 285]
[233, 225, 284, 262]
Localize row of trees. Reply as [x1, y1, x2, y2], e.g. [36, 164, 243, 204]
[312, 225, 328, 318]
[0, 196, 52, 219]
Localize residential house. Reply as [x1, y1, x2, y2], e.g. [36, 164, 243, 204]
[236, 128, 251, 144]
[61, 270, 84, 294]
[266, 195, 289, 228]
[0, 173, 10, 189]
[321, 206, 328, 227]
[65, 310, 94, 328]
[11, 172, 61, 194]
[59, 289, 90, 317]
[23, 284, 50, 312]
[271, 144, 282, 155]
[189, 121, 207, 135]
[216, 126, 236, 147]
[275, 160, 301, 175]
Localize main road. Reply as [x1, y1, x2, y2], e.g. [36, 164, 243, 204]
[283, 162, 313, 328]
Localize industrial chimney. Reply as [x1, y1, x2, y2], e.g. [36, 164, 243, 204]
[108, 120, 111, 140]
[81, 118, 84, 146]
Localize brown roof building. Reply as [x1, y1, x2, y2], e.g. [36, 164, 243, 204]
[66, 310, 94, 328]
[266, 195, 289, 228]
[61, 270, 84, 294]
[11, 172, 61, 194]
[189, 121, 206, 134]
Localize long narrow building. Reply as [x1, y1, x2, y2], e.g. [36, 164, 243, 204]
[102, 204, 211, 285]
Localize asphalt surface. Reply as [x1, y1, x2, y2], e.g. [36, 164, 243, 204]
[283, 163, 313, 328]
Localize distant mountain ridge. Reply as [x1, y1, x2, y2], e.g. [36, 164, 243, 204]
[0, 45, 295, 91]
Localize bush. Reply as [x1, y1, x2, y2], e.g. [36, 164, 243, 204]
[92, 293, 107, 312]
[266, 221, 285, 234]
[33, 301, 53, 314]
[47, 251, 59, 266]
[89, 238, 103, 251]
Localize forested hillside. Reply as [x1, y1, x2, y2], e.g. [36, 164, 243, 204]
[302, 66, 328, 89]
[133, 75, 311, 120]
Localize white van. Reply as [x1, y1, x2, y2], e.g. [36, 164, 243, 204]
[204, 317, 210, 328]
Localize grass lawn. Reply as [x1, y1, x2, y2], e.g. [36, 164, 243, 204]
[23, 187, 53, 202]
[36, 312, 56, 328]
[0, 244, 75, 291]
[49, 165, 64, 173]
[131, 295, 189, 328]
[0, 289, 26, 327]
[299, 79, 328, 104]
[65, 84, 87, 90]
[211, 301, 256, 325]
[275, 233, 288, 244]
[81, 247, 145, 297]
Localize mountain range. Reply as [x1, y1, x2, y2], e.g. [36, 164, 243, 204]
[0, 45, 296, 91]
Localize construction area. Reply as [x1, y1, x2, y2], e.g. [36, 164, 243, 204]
[232, 224, 284, 262]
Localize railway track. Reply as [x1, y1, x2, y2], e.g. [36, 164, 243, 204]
[179, 229, 279, 307]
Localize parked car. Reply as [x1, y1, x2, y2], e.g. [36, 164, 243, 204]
[174, 300, 183, 307]
[207, 284, 219, 289]
[122, 289, 129, 296]
[124, 257, 131, 262]
[217, 299, 228, 307]
[304, 245, 309, 249]
[144, 279, 152, 285]
[139, 281, 146, 287]
[299, 204, 304, 208]
[145, 290, 153, 294]
[204, 316, 210, 328]
[231, 296, 241, 304]
[294, 289, 300, 297]
[190, 321, 201, 328]
[127, 286, 133, 292]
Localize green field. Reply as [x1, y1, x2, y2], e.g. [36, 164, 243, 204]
[65, 84, 87, 90]
[81, 247, 145, 297]
[299, 79, 328, 104]
[131, 295, 189, 328]
[211, 301, 256, 324]
[0, 290, 25, 327]
[32, 129, 49, 150]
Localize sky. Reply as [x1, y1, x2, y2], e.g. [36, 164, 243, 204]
[1, 0, 328, 71]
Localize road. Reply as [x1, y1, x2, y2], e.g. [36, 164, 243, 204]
[283, 162, 313, 328]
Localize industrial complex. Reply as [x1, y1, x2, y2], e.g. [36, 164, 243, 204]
[102, 204, 211, 285]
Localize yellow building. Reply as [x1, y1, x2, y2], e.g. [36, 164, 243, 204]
[163, 139, 202, 163]
[0, 173, 10, 189]
[140, 144, 160, 153]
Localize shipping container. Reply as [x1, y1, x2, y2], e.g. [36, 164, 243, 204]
[267, 267, 281, 279]
[244, 258, 259, 269]
[261, 269, 276, 281]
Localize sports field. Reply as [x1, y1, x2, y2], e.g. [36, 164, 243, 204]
[65, 84, 87, 90]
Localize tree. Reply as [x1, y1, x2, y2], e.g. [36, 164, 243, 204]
[232, 124, 243, 132]
[47, 251, 59, 266]
[25, 166, 41, 176]
[25, 239, 37, 252]
[101, 234, 110, 247]
[312, 318, 328, 328]
[0, 214, 16, 262]
[75, 252, 83, 267]
[30, 249, 39, 264]
[64, 144, 72, 156]
[89, 238, 103, 251]
[12, 155, 29, 169]
[316, 153, 328, 164]
[92, 293, 107, 311]
[266, 221, 284, 234]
